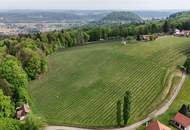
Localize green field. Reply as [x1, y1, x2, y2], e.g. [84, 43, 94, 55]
[29, 37, 190, 127]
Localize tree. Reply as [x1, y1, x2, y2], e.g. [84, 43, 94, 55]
[136, 35, 141, 41]
[179, 104, 189, 116]
[0, 55, 28, 104]
[123, 91, 131, 125]
[116, 100, 122, 126]
[0, 89, 13, 118]
[4, 40, 17, 56]
[23, 50, 41, 80]
[163, 20, 170, 33]
[0, 55, 28, 89]
[184, 57, 190, 73]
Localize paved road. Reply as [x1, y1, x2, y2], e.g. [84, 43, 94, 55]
[45, 73, 186, 130]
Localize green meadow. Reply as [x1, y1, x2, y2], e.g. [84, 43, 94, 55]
[29, 37, 190, 127]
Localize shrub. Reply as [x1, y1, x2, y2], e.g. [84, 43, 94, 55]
[0, 89, 14, 118]
[0, 118, 22, 130]
[23, 115, 46, 130]
[184, 57, 190, 73]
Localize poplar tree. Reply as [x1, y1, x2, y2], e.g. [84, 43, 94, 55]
[116, 100, 122, 126]
[123, 91, 131, 125]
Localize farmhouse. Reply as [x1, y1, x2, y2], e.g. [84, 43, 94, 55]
[142, 35, 158, 41]
[142, 35, 151, 41]
[146, 120, 171, 130]
[171, 112, 190, 130]
[174, 29, 190, 37]
[16, 104, 30, 120]
[175, 29, 181, 35]
[183, 30, 190, 36]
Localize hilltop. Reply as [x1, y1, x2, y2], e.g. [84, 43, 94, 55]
[100, 11, 143, 24]
[169, 11, 190, 24]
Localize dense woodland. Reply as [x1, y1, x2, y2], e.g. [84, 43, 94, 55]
[1, 11, 190, 129]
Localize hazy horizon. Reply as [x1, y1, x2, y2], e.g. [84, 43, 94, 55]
[1, 0, 190, 10]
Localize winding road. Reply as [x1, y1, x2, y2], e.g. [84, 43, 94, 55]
[45, 73, 186, 130]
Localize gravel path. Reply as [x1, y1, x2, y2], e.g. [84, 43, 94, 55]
[45, 73, 186, 130]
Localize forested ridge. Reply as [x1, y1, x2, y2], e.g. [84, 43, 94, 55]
[100, 11, 143, 23]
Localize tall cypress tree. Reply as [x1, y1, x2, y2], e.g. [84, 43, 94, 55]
[116, 100, 122, 126]
[123, 91, 131, 125]
[163, 20, 170, 33]
[179, 104, 189, 116]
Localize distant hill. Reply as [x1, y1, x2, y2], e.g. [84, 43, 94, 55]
[169, 11, 190, 22]
[100, 11, 143, 24]
[0, 10, 110, 23]
[134, 10, 176, 20]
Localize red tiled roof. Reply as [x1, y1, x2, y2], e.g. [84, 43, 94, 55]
[146, 120, 171, 130]
[173, 112, 190, 127]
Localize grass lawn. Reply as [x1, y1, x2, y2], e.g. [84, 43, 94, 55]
[29, 37, 190, 127]
[158, 75, 190, 129]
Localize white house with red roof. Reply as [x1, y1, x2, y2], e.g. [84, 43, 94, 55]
[171, 112, 190, 130]
[146, 120, 171, 130]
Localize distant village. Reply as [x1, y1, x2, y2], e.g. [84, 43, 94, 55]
[0, 22, 85, 35]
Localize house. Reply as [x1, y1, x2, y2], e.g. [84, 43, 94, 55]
[142, 35, 158, 41]
[174, 29, 190, 37]
[146, 120, 171, 130]
[142, 35, 151, 41]
[171, 112, 190, 130]
[182, 30, 190, 37]
[175, 29, 181, 36]
[16, 104, 30, 120]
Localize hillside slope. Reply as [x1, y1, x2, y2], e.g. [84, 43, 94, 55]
[169, 11, 190, 26]
[29, 37, 190, 127]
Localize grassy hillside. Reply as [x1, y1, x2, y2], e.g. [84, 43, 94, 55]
[29, 37, 190, 127]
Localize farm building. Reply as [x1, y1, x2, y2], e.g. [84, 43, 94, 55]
[142, 35, 158, 41]
[142, 35, 151, 41]
[146, 120, 171, 130]
[175, 29, 181, 35]
[183, 30, 190, 36]
[171, 112, 190, 130]
[174, 29, 190, 37]
[16, 104, 30, 120]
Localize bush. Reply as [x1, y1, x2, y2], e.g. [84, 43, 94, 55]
[0, 55, 29, 104]
[184, 57, 190, 73]
[0, 55, 28, 88]
[23, 115, 46, 130]
[0, 90, 14, 118]
[0, 118, 22, 130]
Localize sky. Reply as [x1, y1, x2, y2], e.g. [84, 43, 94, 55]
[1, 0, 190, 10]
